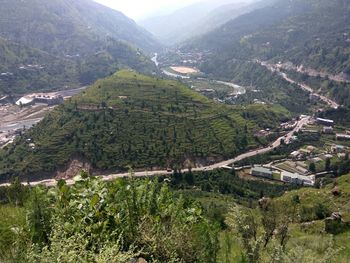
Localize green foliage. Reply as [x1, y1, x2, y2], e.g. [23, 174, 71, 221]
[0, 37, 156, 96]
[309, 163, 316, 173]
[199, 60, 316, 114]
[0, 177, 29, 205]
[0, 0, 158, 54]
[0, 175, 220, 262]
[0, 205, 28, 263]
[318, 107, 350, 127]
[181, 0, 350, 112]
[170, 169, 297, 202]
[0, 71, 288, 181]
[286, 72, 350, 107]
[225, 200, 344, 263]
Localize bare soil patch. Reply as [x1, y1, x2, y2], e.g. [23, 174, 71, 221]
[170, 66, 199, 74]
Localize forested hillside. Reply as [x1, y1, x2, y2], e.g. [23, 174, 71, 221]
[0, 37, 156, 95]
[186, 0, 350, 75]
[0, 0, 159, 95]
[0, 0, 159, 53]
[200, 60, 317, 114]
[0, 37, 80, 94]
[0, 70, 289, 182]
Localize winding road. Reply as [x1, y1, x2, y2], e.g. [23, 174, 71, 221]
[259, 61, 339, 109]
[0, 117, 310, 187]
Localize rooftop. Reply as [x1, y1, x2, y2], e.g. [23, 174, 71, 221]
[252, 166, 272, 174]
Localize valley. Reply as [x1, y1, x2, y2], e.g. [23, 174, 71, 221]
[1, 0, 350, 262]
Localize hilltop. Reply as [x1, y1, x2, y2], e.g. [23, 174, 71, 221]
[0, 70, 289, 182]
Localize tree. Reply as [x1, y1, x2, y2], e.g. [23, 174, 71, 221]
[309, 162, 316, 173]
[325, 158, 331, 171]
[25, 175, 219, 262]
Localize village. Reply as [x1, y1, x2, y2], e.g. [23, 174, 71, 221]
[242, 116, 350, 186]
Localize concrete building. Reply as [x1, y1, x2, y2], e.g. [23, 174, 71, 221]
[323, 126, 334, 134]
[251, 166, 273, 179]
[281, 171, 315, 186]
[16, 97, 35, 106]
[16, 93, 64, 106]
[317, 118, 334, 126]
[290, 151, 300, 159]
[336, 134, 350, 141]
[332, 145, 347, 153]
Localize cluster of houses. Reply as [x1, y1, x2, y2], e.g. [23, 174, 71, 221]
[280, 120, 297, 131]
[290, 145, 317, 160]
[316, 117, 350, 141]
[16, 93, 64, 106]
[250, 140, 349, 186]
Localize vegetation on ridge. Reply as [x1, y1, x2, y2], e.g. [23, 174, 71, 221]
[0, 70, 289, 182]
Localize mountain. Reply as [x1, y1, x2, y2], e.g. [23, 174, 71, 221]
[186, 0, 350, 75]
[0, 0, 159, 53]
[0, 37, 156, 95]
[0, 70, 289, 182]
[181, 0, 275, 43]
[139, 0, 257, 45]
[0, 37, 81, 95]
[0, 0, 159, 96]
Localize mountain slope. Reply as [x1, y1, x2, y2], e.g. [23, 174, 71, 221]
[0, 37, 80, 95]
[0, 0, 159, 95]
[182, 0, 274, 44]
[0, 70, 289, 182]
[139, 0, 256, 45]
[0, 37, 156, 95]
[186, 0, 350, 75]
[0, 0, 159, 53]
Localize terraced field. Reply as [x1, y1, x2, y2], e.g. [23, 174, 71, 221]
[0, 70, 289, 182]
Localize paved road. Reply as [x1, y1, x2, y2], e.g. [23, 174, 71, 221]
[280, 72, 339, 109]
[0, 117, 310, 187]
[259, 61, 339, 109]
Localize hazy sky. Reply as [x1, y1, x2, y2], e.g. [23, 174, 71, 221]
[94, 0, 201, 20]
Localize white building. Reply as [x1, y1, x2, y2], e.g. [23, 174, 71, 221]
[317, 118, 334, 126]
[281, 171, 315, 186]
[16, 96, 35, 106]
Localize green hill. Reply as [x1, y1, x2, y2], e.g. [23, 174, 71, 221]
[0, 70, 289, 182]
[277, 173, 350, 224]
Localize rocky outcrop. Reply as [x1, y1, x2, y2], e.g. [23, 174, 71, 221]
[55, 158, 91, 180]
